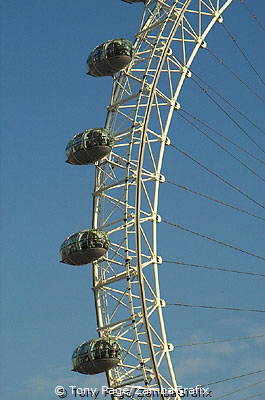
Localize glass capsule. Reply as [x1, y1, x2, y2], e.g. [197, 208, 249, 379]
[87, 38, 133, 77]
[65, 128, 114, 165]
[60, 229, 109, 265]
[72, 337, 122, 375]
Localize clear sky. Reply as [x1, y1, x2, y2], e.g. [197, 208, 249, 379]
[1, 1, 264, 399]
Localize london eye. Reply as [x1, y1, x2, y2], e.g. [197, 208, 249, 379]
[60, 1, 265, 398]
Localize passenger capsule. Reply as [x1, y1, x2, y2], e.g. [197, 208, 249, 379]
[60, 229, 109, 265]
[65, 128, 114, 165]
[87, 39, 133, 77]
[72, 337, 122, 375]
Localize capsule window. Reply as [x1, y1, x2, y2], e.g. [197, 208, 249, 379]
[106, 42, 115, 58]
[69, 235, 77, 245]
[79, 343, 89, 354]
[93, 46, 104, 62]
[79, 240, 88, 250]
[73, 138, 82, 147]
[72, 348, 79, 359]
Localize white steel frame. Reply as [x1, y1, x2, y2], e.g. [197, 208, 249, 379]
[91, 0, 232, 397]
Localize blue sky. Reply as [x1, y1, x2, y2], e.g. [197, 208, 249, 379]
[1, 1, 265, 399]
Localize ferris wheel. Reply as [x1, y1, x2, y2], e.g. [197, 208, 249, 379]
[59, 0, 265, 397]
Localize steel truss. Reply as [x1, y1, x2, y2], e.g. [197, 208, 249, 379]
[91, 0, 232, 397]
